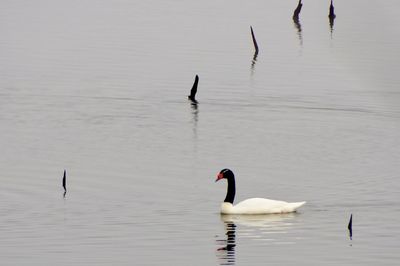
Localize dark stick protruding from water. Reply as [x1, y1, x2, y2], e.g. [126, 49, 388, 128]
[250, 26, 259, 55]
[188, 75, 199, 103]
[292, 0, 303, 45]
[348, 214, 353, 240]
[293, 0, 303, 21]
[62, 169, 67, 197]
[329, 0, 336, 19]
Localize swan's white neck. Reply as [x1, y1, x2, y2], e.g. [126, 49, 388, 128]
[220, 202, 234, 214]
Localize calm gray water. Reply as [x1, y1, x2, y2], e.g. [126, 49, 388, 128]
[1, 0, 400, 265]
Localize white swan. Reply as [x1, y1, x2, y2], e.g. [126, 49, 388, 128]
[216, 169, 306, 214]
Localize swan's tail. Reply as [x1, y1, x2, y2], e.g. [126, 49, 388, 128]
[288, 201, 306, 211]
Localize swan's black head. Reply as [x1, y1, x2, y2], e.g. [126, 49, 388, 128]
[216, 168, 234, 182]
[216, 168, 236, 204]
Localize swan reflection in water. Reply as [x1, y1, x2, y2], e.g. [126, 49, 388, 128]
[216, 220, 236, 265]
[216, 213, 299, 265]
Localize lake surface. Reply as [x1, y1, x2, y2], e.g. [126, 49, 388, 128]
[1, 0, 400, 265]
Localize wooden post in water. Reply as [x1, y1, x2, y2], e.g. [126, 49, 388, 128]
[293, 0, 303, 21]
[188, 75, 199, 104]
[62, 169, 67, 197]
[250, 26, 259, 55]
[348, 214, 353, 240]
[329, 0, 336, 19]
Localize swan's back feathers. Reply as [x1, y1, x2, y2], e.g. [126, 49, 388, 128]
[221, 198, 306, 215]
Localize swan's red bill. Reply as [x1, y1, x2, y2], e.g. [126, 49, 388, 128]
[215, 172, 224, 182]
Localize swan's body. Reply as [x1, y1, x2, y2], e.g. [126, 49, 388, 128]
[216, 169, 306, 215]
[221, 199, 305, 215]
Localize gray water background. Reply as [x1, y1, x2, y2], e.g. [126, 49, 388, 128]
[1, 0, 400, 265]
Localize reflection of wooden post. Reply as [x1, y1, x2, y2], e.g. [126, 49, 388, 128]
[250, 26, 259, 54]
[329, 0, 336, 19]
[292, 0, 303, 20]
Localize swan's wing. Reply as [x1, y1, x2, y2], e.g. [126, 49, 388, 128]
[233, 198, 305, 214]
[235, 198, 288, 209]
